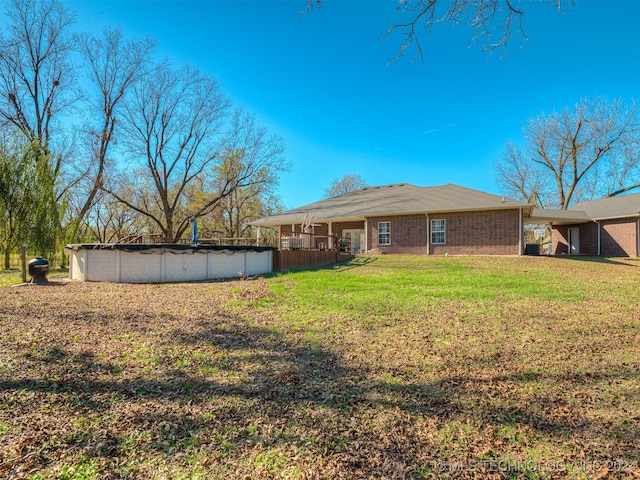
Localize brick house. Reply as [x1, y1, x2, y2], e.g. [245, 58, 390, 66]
[533, 193, 640, 257]
[253, 184, 533, 256]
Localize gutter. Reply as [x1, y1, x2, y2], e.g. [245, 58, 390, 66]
[519, 208, 523, 255]
[255, 205, 532, 227]
[589, 213, 640, 221]
[363, 205, 530, 218]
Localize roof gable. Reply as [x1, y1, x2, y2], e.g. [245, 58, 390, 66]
[570, 192, 640, 220]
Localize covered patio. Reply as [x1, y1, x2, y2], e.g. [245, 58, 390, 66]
[525, 208, 594, 255]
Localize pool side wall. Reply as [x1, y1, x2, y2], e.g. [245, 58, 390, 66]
[65, 245, 274, 283]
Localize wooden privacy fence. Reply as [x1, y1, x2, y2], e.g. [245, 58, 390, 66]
[273, 249, 353, 272]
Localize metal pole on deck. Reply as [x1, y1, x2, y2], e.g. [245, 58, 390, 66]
[191, 218, 199, 245]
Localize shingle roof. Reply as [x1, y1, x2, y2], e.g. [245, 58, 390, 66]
[569, 192, 640, 220]
[253, 183, 531, 226]
[528, 208, 592, 225]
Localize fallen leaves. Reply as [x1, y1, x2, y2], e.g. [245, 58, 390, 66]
[0, 256, 639, 478]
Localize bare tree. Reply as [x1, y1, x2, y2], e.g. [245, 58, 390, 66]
[204, 184, 283, 239]
[0, 0, 77, 164]
[82, 188, 140, 243]
[496, 97, 640, 209]
[495, 142, 555, 208]
[108, 93, 288, 242]
[323, 173, 367, 198]
[198, 110, 289, 238]
[210, 110, 288, 205]
[105, 62, 231, 242]
[69, 27, 156, 237]
[305, 0, 572, 63]
[212, 175, 285, 239]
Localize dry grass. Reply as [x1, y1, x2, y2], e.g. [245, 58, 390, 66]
[0, 255, 639, 479]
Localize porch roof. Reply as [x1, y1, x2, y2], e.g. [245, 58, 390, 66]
[527, 193, 640, 225]
[527, 208, 592, 225]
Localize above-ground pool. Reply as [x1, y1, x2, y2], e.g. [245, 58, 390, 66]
[64, 244, 275, 283]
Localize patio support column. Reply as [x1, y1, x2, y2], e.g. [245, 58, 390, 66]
[328, 222, 333, 250]
[518, 208, 523, 255]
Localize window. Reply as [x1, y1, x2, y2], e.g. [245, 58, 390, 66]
[431, 219, 445, 244]
[378, 222, 391, 245]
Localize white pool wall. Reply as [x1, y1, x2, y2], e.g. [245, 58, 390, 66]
[65, 245, 274, 283]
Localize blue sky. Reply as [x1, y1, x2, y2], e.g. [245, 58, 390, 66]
[65, 1, 640, 208]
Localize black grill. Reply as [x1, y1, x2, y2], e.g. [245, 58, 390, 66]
[28, 257, 49, 284]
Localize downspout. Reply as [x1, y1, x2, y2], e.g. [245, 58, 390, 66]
[425, 213, 430, 255]
[596, 220, 601, 256]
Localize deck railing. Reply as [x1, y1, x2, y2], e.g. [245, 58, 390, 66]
[277, 232, 351, 253]
[196, 237, 279, 248]
[117, 233, 164, 244]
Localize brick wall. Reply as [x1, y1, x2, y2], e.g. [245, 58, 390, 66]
[428, 210, 521, 256]
[552, 219, 638, 256]
[366, 209, 521, 255]
[552, 226, 567, 254]
[334, 221, 365, 235]
[580, 223, 599, 255]
[601, 219, 638, 256]
[552, 223, 599, 255]
[367, 214, 428, 255]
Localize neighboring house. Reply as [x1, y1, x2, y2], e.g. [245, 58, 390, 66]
[252, 183, 534, 256]
[535, 193, 640, 257]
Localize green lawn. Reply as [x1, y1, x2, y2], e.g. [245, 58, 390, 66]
[1, 255, 639, 478]
[0, 269, 24, 287]
[0, 268, 68, 287]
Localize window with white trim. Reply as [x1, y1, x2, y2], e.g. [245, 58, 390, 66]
[431, 219, 446, 244]
[378, 221, 391, 245]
